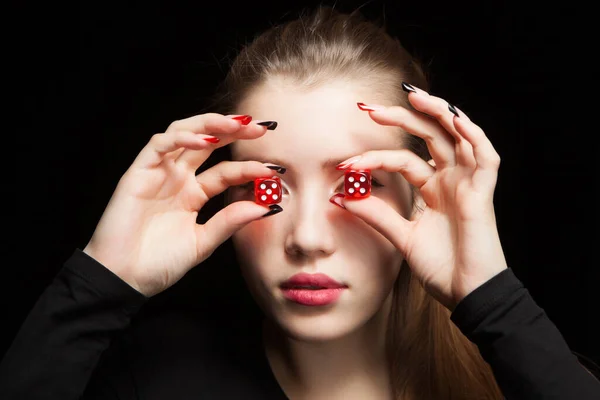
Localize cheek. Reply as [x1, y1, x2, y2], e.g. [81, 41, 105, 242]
[336, 216, 402, 284]
[354, 233, 401, 289]
[232, 219, 279, 279]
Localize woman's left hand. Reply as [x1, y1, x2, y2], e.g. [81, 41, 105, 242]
[336, 86, 508, 311]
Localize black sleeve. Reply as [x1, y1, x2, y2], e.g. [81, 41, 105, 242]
[0, 249, 149, 400]
[450, 268, 600, 399]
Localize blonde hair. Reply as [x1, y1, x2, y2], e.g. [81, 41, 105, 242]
[209, 5, 504, 399]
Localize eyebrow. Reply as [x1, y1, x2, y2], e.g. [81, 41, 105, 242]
[237, 155, 357, 170]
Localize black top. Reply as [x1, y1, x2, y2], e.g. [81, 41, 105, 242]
[1, 249, 599, 399]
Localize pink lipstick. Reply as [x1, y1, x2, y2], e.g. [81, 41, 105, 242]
[280, 273, 347, 306]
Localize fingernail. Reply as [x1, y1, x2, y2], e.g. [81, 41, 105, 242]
[262, 204, 283, 218]
[357, 102, 386, 112]
[265, 164, 286, 174]
[203, 136, 220, 143]
[329, 193, 346, 209]
[401, 82, 418, 94]
[230, 115, 253, 125]
[453, 105, 470, 121]
[448, 103, 460, 117]
[255, 121, 278, 130]
[336, 155, 362, 170]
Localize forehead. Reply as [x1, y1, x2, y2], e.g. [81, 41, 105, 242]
[231, 79, 403, 166]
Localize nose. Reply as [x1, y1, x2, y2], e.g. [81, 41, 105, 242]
[284, 190, 336, 259]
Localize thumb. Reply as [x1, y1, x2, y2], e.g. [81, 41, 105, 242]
[335, 194, 412, 254]
[198, 201, 282, 256]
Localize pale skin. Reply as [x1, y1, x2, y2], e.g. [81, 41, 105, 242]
[227, 79, 507, 399]
[83, 78, 507, 399]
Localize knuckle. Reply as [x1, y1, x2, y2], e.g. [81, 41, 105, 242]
[166, 120, 183, 132]
[239, 161, 255, 176]
[214, 161, 231, 177]
[149, 132, 164, 144]
[489, 152, 501, 166]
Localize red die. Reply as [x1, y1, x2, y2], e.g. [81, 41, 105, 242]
[344, 169, 371, 198]
[255, 176, 282, 205]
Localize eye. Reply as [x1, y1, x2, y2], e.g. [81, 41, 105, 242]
[371, 178, 384, 188]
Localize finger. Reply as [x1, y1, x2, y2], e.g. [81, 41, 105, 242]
[194, 160, 281, 208]
[337, 149, 436, 189]
[132, 131, 218, 169]
[197, 201, 281, 254]
[359, 103, 457, 168]
[175, 117, 274, 170]
[139, 113, 247, 170]
[337, 195, 412, 255]
[403, 89, 476, 169]
[451, 113, 501, 189]
[164, 113, 250, 135]
[452, 105, 471, 121]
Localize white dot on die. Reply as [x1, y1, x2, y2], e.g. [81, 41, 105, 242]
[360, 176, 366, 182]
[260, 183, 266, 189]
[266, 189, 272, 194]
[272, 194, 278, 200]
[261, 195, 267, 201]
[348, 176, 354, 182]
[271, 183, 277, 188]
[354, 182, 360, 188]
[349, 188, 355, 193]
[360, 188, 366, 193]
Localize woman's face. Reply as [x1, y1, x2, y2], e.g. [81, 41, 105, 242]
[228, 78, 413, 342]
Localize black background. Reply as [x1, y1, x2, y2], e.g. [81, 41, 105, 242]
[4, 0, 597, 366]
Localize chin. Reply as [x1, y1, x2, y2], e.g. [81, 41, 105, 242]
[270, 312, 361, 343]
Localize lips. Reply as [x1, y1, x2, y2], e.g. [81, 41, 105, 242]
[281, 273, 347, 289]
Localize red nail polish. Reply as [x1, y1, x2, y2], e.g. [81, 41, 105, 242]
[357, 102, 385, 112]
[336, 155, 362, 170]
[329, 193, 346, 209]
[203, 136, 220, 143]
[232, 115, 252, 125]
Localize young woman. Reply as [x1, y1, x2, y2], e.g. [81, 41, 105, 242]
[1, 5, 598, 400]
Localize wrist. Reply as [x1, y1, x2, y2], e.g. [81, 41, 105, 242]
[451, 266, 508, 310]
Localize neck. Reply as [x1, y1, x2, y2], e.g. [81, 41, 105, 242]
[262, 292, 394, 400]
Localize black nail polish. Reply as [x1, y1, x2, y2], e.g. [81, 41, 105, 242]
[256, 121, 278, 130]
[401, 82, 417, 94]
[266, 165, 286, 174]
[448, 103, 459, 117]
[262, 204, 283, 218]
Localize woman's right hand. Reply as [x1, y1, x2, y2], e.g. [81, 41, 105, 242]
[82, 113, 280, 297]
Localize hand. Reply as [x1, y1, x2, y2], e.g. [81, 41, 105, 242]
[83, 113, 280, 297]
[337, 88, 508, 311]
